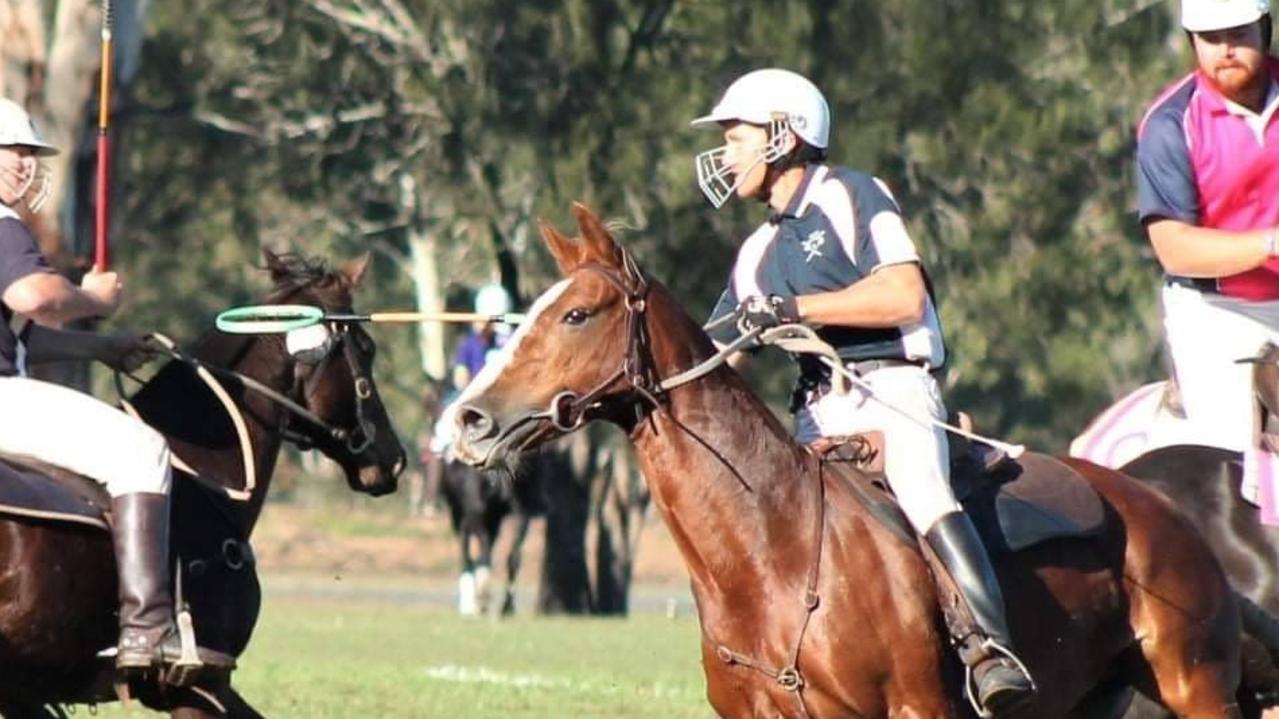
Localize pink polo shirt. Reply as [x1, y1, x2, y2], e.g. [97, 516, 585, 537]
[1137, 58, 1279, 301]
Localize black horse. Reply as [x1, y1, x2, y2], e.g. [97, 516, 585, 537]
[439, 452, 546, 616]
[0, 250, 405, 718]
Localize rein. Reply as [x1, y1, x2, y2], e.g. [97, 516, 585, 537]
[117, 328, 377, 499]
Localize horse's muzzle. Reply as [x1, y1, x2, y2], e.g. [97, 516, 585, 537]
[454, 403, 531, 469]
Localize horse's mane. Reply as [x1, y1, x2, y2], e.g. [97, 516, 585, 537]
[262, 253, 347, 303]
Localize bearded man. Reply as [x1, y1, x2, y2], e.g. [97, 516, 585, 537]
[1138, 0, 1279, 455]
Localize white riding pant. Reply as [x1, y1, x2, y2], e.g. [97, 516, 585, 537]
[794, 364, 959, 533]
[0, 376, 171, 497]
[1162, 283, 1279, 453]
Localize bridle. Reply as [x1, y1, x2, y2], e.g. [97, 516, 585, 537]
[282, 322, 379, 455]
[140, 323, 379, 457]
[472, 251, 761, 466]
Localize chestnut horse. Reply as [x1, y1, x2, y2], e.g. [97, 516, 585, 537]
[449, 203, 1244, 718]
[0, 251, 406, 718]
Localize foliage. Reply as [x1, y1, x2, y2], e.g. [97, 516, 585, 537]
[106, 0, 1197, 452]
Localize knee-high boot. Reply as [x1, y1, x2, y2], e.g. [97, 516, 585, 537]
[924, 511, 1035, 717]
[111, 492, 233, 676]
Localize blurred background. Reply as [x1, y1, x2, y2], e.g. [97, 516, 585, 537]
[0, 0, 1198, 715]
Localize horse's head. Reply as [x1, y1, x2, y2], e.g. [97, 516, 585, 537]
[450, 203, 676, 470]
[262, 250, 406, 495]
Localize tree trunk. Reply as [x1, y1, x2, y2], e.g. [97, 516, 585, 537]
[401, 173, 446, 381]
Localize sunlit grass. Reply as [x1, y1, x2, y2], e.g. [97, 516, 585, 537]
[95, 597, 709, 718]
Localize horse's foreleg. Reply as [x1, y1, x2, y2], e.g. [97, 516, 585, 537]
[0, 698, 63, 719]
[169, 681, 266, 719]
[457, 522, 479, 615]
[500, 513, 531, 616]
[216, 686, 267, 719]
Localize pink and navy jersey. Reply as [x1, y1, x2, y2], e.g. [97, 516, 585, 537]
[1136, 58, 1279, 301]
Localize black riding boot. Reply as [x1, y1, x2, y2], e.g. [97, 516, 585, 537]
[111, 492, 233, 677]
[924, 511, 1034, 717]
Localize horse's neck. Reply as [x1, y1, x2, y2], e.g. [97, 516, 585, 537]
[630, 296, 818, 603]
[157, 334, 290, 531]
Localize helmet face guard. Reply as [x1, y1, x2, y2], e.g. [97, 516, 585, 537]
[18, 160, 51, 213]
[695, 118, 792, 209]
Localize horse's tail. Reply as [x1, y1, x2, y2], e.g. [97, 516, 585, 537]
[1236, 591, 1279, 709]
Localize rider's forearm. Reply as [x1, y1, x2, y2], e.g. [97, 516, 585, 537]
[3, 272, 111, 326]
[1146, 219, 1275, 278]
[22, 324, 114, 365]
[794, 262, 927, 328]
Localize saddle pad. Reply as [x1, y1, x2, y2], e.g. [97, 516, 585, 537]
[963, 453, 1106, 553]
[0, 457, 109, 530]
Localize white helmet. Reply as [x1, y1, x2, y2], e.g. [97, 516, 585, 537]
[0, 100, 58, 156]
[1182, 0, 1270, 32]
[691, 68, 831, 208]
[474, 283, 512, 316]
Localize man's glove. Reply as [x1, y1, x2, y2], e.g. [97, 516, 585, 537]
[735, 295, 800, 334]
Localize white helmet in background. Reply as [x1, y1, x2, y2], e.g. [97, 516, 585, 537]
[691, 68, 831, 208]
[0, 100, 58, 156]
[474, 283, 512, 316]
[1181, 0, 1270, 32]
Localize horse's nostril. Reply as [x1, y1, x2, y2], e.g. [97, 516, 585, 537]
[458, 405, 496, 439]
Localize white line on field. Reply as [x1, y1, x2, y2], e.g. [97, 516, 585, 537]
[423, 665, 570, 689]
[422, 664, 696, 699]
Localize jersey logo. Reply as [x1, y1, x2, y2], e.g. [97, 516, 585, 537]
[801, 229, 826, 263]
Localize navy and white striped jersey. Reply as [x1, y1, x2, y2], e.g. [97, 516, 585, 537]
[707, 163, 946, 369]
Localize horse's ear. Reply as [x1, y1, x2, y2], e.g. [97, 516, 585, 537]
[262, 248, 290, 283]
[572, 202, 623, 269]
[540, 218, 582, 276]
[341, 252, 372, 289]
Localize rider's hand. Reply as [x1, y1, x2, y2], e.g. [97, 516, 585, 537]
[80, 269, 122, 316]
[98, 333, 159, 374]
[735, 294, 800, 334]
[0, 156, 34, 207]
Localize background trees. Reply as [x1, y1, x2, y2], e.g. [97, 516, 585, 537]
[0, 0, 1199, 605]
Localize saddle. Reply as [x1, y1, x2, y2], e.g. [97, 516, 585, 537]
[0, 455, 111, 530]
[813, 427, 1106, 554]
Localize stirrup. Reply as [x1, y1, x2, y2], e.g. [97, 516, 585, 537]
[164, 607, 208, 687]
[962, 637, 1035, 718]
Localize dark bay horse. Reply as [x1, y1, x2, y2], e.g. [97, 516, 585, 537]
[449, 203, 1246, 718]
[439, 455, 545, 616]
[1075, 347, 1279, 716]
[0, 251, 406, 718]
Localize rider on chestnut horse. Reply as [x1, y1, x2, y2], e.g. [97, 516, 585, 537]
[0, 99, 232, 678]
[692, 68, 1033, 715]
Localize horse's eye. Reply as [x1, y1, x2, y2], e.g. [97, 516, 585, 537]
[563, 308, 590, 326]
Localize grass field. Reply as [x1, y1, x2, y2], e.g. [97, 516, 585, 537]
[97, 593, 710, 718]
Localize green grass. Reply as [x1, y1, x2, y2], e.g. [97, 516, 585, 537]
[98, 597, 710, 718]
